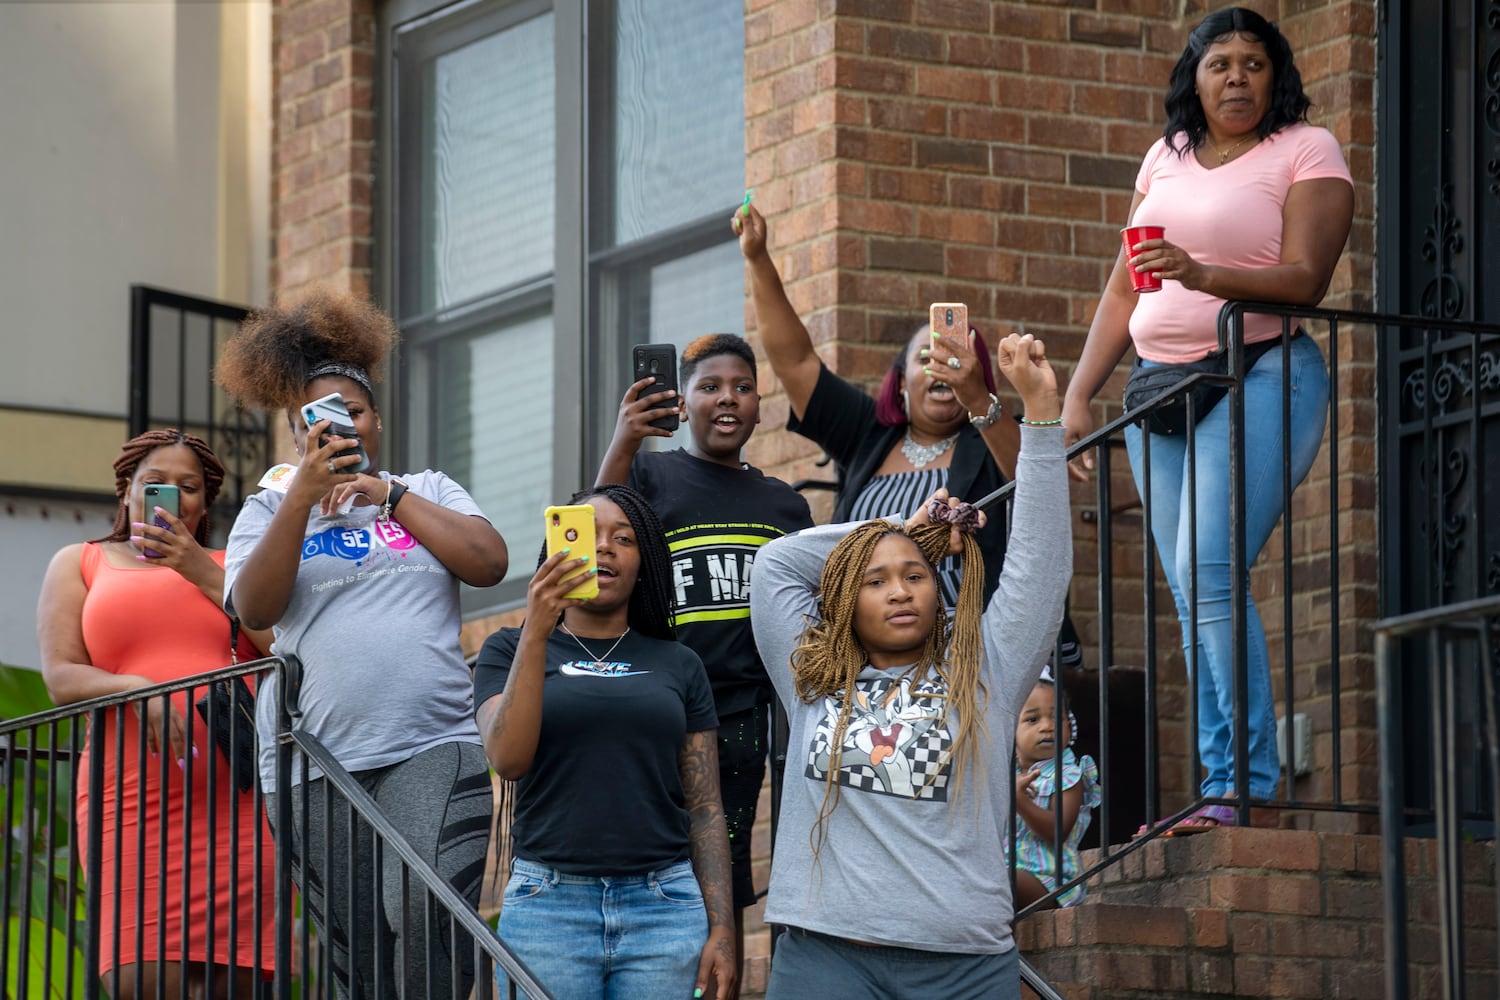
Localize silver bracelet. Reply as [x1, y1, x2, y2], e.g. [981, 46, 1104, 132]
[969, 393, 1002, 431]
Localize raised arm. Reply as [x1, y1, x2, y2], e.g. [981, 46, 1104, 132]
[986, 337, 1073, 712]
[596, 377, 681, 487]
[476, 551, 593, 779]
[751, 520, 879, 708]
[680, 729, 737, 999]
[733, 204, 821, 419]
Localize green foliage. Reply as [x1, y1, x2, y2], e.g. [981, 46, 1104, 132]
[2, 662, 87, 996]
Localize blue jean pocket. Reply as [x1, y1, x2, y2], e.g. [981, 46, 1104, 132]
[503, 866, 552, 902]
[650, 866, 703, 906]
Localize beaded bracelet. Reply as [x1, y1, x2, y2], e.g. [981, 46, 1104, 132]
[1021, 416, 1065, 427]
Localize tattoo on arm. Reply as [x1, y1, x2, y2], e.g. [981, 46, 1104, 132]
[680, 729, 735, 931]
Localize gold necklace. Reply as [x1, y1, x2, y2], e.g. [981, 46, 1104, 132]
[1208, 133, 1256, 164]
[559, 623, 630, 665]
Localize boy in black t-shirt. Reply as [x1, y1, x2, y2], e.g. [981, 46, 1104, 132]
[598, 334, 813, 982]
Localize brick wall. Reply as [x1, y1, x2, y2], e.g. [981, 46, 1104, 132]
[742, 0, 1382, 829]
[267, 0, 1386, 989]
[271, 0, 377, 299]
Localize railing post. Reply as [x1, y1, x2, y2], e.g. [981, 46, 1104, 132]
[84, 708, 105, 1000]
[1226, 306, 1253, 824]
[274, 658, 297, 1000]
[1376, 628, 1409, 1000]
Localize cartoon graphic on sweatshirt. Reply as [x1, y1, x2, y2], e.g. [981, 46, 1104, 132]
[806, 675, 953, 800]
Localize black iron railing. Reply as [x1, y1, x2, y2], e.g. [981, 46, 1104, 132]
[1375, 594, 1500, 1000]
[0, 657, 550, 998]
[991, 301, 1499, 919]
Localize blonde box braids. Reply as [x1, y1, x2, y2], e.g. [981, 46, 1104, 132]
[790, 520, 987, 855]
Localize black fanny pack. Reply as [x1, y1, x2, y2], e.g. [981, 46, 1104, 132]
[1123, 332, 1296, 436]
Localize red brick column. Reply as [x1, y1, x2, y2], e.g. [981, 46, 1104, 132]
[271, 0, 377, 298]
[742, 0, 1382, 849]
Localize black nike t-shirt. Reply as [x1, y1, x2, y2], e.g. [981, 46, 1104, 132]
[473, 626, 717, 875]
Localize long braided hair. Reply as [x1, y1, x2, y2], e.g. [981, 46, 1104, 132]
[95, 430, 225, 545]
[792, 520, 986, 854]
[537, 484, 677, 640]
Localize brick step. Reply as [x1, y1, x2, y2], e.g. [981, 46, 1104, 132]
[1017, 827, 1496, 999]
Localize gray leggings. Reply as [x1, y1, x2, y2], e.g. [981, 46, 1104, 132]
[768, 928, 1019, 1000]
[266, 741, 493, 999]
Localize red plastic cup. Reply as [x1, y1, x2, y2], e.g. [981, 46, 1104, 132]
[1121, 224, 1165, 293]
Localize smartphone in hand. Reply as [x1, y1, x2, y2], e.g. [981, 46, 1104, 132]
[545, 505, 599, 600]
[302, 392, 371, 474]
[631, 343, 679, 433]
[929, 302, 969, 343]
[142, 484, 179, 559]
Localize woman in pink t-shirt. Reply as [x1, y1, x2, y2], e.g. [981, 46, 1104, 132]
[1062, 7, 1354, 832]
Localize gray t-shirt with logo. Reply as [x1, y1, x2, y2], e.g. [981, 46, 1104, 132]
[750, 427, 1072, 955]
[224, 470, 486, 790]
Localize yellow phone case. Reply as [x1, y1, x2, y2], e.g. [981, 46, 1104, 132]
[544, 504, 599, 600]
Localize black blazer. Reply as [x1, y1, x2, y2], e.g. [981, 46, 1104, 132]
[787, 364, 1010, 602]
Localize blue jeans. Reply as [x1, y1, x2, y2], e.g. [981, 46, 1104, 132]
[496, 858, 707, 1000]
[1125, 333, 1329, 800]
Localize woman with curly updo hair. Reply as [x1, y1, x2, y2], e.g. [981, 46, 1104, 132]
[749, 334, 1072, 1000]
[37, 429, 275, 998]
[216, 287, 509, 999]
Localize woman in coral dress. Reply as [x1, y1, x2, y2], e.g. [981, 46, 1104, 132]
[37, 429, 275, 998]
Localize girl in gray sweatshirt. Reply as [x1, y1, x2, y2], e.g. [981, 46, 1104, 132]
[750, 334, 1072, 999]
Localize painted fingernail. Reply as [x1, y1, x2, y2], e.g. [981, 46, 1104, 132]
[130, 535, 143, 544]
[150, 750, 159, 760]
[580, 555, 590, 562]
[589, 567, 598, 574]
[192, 746, 199, 759]
[923, 367, 934, 376]
[918, 348, 930, 359]
[131, 522, 145, 531]
[695, 991, 704, 999]
[177, 758, 187, 771]
[561, 547, 570, 555]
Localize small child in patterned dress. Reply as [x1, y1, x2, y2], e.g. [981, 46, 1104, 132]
[1008, 674, 1101, 910]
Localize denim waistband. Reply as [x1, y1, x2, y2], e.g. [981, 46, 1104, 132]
[510, 857, 694, 887]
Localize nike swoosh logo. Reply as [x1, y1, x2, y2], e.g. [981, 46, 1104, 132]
[559, 662, 651, 678]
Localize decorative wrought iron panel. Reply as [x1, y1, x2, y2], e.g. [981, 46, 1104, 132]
[128, 285, 270, 548]
[1379, 0, 1500, 823]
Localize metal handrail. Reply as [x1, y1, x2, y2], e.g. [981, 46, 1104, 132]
[283, 723, 552, 999]
[1374, 595, 1500, 1000]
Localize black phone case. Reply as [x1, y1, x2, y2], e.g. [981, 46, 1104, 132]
[632, 344, 679, 432]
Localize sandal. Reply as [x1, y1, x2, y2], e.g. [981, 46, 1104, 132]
[1162, 804, 1237, 837]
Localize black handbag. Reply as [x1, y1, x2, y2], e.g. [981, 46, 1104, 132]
[195, 619, 258, 793]
[1123, 334, 1288, 436]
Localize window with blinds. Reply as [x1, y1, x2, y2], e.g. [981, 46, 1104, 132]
[387, 0, 744, 614]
